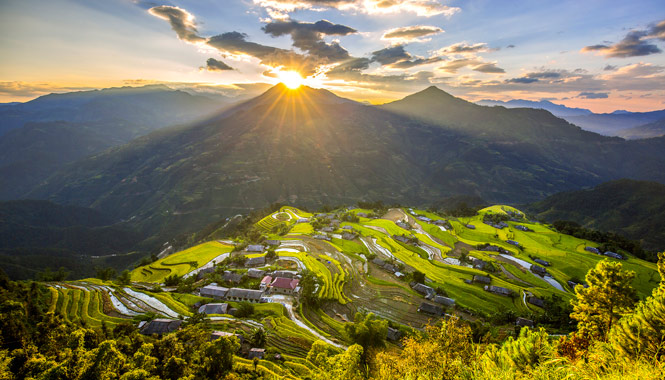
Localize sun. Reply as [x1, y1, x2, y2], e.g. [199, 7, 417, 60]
[279, 71, 304, 89]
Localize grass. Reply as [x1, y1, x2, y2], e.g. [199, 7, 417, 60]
[130, 241, 233, 283]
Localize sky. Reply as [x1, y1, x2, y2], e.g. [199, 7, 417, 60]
[1, 0, 665, 112]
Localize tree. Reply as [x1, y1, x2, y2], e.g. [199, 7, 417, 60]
[610, 252, 665, 360]
[411, 271, 425, 284]
[299, 270, 322, 306]
[96, 267, 117, 281]
[163, 274, 181, 286]
[235, 302, 254, 318]
[248, 328, 266, 348]
[116, 270, 131, 285]
[570, 259, 637, 341]
[344, 312, 387, 361]
[199, 336, 238, 379]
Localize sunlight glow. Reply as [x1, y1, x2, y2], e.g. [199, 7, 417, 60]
[279, 71, 304, 89]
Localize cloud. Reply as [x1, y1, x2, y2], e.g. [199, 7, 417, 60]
[207, 32, 320, 75]
[505, 77, 539, 84]
[506, 44, 516, 49]
[381, 25, 443, 43]
[472, 62, 505, 73]
[437, 42, 489, 56]
[0, 81, 95, 98]
[262, 19, 356, 62]
[371, 45, 442, 68]
[603, 65, 617, 71]
[148, 6, 205, 43]
[253, 0, 460, 17]
[205, 58, 235, 71]
[582, 19, 665, 58]
[578, 92, 608, 99]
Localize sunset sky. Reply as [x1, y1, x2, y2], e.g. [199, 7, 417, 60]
[1, 0, 664, 112]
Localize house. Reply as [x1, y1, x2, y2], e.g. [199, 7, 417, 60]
[198, 303, 229, 315]
[604, 251, 625, 260]
[472, 259, 487, 270]
[200, 285, 229, 299]
[534, 259, 550, 267]
[433, 295, 456, 307]
[434, 220, 448, 227]
[343, 225, 354, 230]
[312, 234, 331, 241]
[272, 270, 298, 278]
[342, 232, 357, 240]
[418, 302, 443, 316]
[196, 267, 215, 281]
[465, 224, 476, 229]
[247, 268, 266, 279]
[316, 213, 328, 218]
[265, 240, 281, 247]
[393, 235, 412, 244]
[386, 327, 401, 341]
[396, 221, 410, 229]
[481, 245, 500, 252]
[357, 212, 368, 218]
[515, 317, 534, 327]
[269, 277, 300, 295]
[506, 240, 520, 247]
[246, 245, 265, 253]
[260, 276, 273, 290]
[222, 271, 243, 284]
[585, 246, 601, 255]
[515, 225, 530, 232]
[139, 319, 182, 335]
[226, 288, 264, 303]
[527, 297, 545, 308]
[416, 216, 432, 223]
[394, 272, 405, 278]
[473, 275, 491, 285]
[321, 226, 334, 233]
[412, 283, 435, 298]
[248, 348, 265, 359]
[530, 264, 547, 276]
[245, 256, 266, 267]
[297, 218, 309, 223]
[331, 219, 341, 226]
[210, 331, 234, 341]
[484, 285, 513, 296]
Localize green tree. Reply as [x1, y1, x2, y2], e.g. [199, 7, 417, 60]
[199, 336, 239, 379]
[96, 267, 117, 281]
[610, 252, 665, 360]
[116, 270, 131, 285]
[299, 270, 322, 306]
[344, 312, 387, 361]
[570, 259, 637, 341]
[248, 328, 266, 348]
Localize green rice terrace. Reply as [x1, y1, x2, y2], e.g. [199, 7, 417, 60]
[42, 205, 659, 377]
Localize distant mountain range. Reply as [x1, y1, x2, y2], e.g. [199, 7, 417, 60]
[0, 85, 231, 199]
[477, 99, 665, 139]
[19, 84, 665, 247]
[526, 179, 665, 251]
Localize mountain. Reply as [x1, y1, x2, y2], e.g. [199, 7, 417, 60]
[564, 109, 665, 136]
[0, 85, 228, 199]
[0, 200, 145, 280]
[26, 85, 665, 245]
[617, 118, 665, 140]
[476, 98, 665, 137]
[476, 99, 593, 117]
[526, 179, 665, 251]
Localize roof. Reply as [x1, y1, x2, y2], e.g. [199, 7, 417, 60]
[248, 348, 266, 359]
[246, 256, 266, 266]
[227, 288, 263, 301]
[222, 271, 243, 283]
[473, 275, 491, 284]
[386, 327, 401, 341]
[485, 285, 513, 296]
[418, 302, 443, 315]
[246, 244, 265, 252]
[271, 277, 300, 290]
[265, 240, 281, 246]
[210, 331, 236, 341]
[412, 283, 434, 296]
[516, 317, 534, 327]
[200, 285, 229, 298]
[527, 297, 545, 308]
[272, 270, 298, 278]
[261, 275, 273, 284]
[433, 295, 456, 307]
[247, 268, 266, 278]
[198, 303, 229, 315]
[140, 319, 182, 335]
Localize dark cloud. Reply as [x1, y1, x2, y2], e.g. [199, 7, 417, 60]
[506, 44, 516, 49]
[472, 63, 505, 73]
[148, 6, 205, 43]
[205, 58, 234, 71]
[525, 71, 561, 79]
[262, 19, 356, 62]
[505, 77, 539, 84]
[370, 45, 442, 68]
[382, 25, 443, 42]
[578, 92, 609, 99]
[438, 58, 482, 73]
[603, 65, 617, 71]
[207, 32, 319, 75]
[582, 19, 665, 58]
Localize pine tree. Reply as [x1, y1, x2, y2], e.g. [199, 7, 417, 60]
[570, 259, 637, 341]
[610, 252, 665, 360]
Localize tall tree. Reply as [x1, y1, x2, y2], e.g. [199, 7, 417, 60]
[610, 252, 665, 360]
[570, 259, 637, 341]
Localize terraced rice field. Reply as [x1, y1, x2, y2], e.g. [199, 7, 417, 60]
[131, 241, 233, 283]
